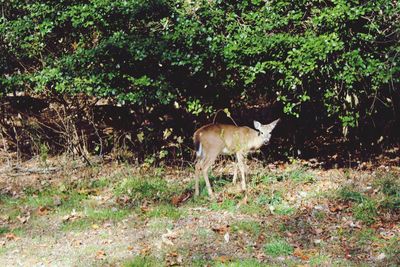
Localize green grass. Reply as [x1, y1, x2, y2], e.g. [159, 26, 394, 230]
[256, 191, 295, 215]
[61, 207, 130, 231]
[145, 204, 182, 220]
[231, 220, 261, 237]
[214, 259, 266, 267]
[124, 255, 160, 267]
[338, 186, 365, 203]
[352, 198, 378, 225]
[211, 199, 236, 212]
[114, 175, 180, 205]
[264, 238, 294, 257]
[309, 254, 331, 266]
[286, 167, 315, 183]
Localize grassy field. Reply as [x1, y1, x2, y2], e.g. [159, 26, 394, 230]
[0, 156, 399, 266]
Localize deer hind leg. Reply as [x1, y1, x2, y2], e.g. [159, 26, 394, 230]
[236, 153, 246, 191]
[232, 160, 238, 184]
[194, 158, 203, 196]
[200, 152, 219, 198]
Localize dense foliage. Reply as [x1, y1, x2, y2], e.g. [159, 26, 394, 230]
[1, 0, 399, 159]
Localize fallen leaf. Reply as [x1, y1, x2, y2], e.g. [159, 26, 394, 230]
[5, 233, 19, 241]
[37, 206, 50, 216]
[127, 246, 134, 251]
[293, 248, 309, 260]
[92, 224, 99, 229]
[17, 214, 30, 224]
[215, 255, 231, 263]
[95, 250, 106, 260]
[140, 246, 151, 255]
[212, 225, 230, 235]
[141, 205, 150, 213]
[171, 190, 192, 206]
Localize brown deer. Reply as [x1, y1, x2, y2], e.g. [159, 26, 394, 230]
[193, 119, 279, 198]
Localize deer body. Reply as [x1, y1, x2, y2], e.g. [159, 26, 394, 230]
[193, 119, 279, 198]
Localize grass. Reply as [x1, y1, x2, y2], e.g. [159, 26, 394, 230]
[61, 207, 130, 231]
[214, 259, 267, 266]
[352, 198, 378, 225]
[145, 204, 182, 220]
[264, 238, 294, 257]
[1, 163, 399, 266]
[338, 186, 365, 203]
[124, 255, 160, 267]
[231, 220, 261, 237]
[309, 254, 331, 266]
[114, 175, 181, 205]
[211, 199, 237, 212]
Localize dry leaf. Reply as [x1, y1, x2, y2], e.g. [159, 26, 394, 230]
[5, 233, 19, 241]
[293, 248, 309, 260]
[215, 255, 231, 263]
[171, 190, 192, 206]
[140, 246, 151, 255]
[95, 250, 106, 260]
[127, 246, 134, 251]
[212, 225, 230, 235]
[37, 206, 49, 216]
[17, 214, 30, 224]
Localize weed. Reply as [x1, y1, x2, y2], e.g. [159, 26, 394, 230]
[375, 172, 400, 197]
[356, 228, 378, 247]
[352, 198, 378, 225]
[381, 237, 400, 263]
[264, 238, 294, 257]
[375, 173, 400, 211]
[338, 186, 365, 203]
[286, 167, 315, 183]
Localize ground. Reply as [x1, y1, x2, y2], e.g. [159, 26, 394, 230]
[0, 155, 399, 266]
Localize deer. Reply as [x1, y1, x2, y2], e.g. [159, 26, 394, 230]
[193, 119, 280, 198]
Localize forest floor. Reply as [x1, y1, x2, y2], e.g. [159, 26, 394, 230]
[0, 154, 399, 266]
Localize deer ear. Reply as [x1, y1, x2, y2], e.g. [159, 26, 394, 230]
[254, 121, 261, 130]
[267, 119, 280, 131]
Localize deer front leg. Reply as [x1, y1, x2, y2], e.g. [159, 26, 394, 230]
[203, 170, 214, 199]
[236, 153, 246, 192]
